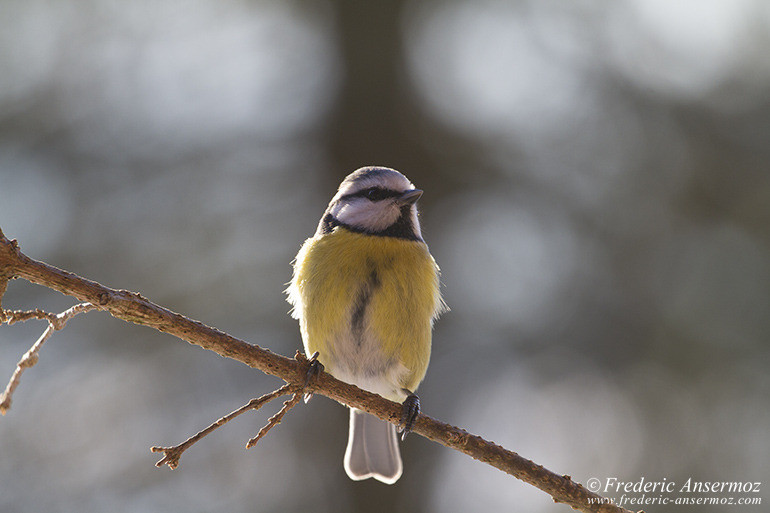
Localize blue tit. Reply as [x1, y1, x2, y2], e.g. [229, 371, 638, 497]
[287, 166, 446, 484]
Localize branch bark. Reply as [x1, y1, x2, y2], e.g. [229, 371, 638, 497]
[0, 228, 637, 513]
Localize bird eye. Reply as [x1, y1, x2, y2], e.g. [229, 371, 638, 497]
[365, 188, 386, 201]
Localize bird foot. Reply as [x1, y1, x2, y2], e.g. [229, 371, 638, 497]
[398, 391, 420, 440]
[303, 351, 324, 403]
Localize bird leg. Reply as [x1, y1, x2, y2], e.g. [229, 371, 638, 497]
[398, 389, 420, 440]
[303, 351, 324, 403]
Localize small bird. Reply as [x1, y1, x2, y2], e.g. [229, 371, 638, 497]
[287, 166, 446, 484]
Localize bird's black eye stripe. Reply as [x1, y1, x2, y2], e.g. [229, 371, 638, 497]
[364, 187, 392, 201]
[342, 187, 401, 202]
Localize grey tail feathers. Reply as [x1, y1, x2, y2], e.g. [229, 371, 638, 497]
[343, 409, 403, 484]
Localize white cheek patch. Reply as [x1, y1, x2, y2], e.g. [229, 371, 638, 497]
[331, 198, 401, 232]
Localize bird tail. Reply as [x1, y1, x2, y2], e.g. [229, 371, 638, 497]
[343, 408, 403, 484]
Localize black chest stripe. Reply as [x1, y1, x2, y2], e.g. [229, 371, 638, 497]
[351, 267, 380, 344]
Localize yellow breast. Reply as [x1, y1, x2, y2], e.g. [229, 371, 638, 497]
[288, 228, 444, 392]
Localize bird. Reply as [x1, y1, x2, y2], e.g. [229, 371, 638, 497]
[286, 166, 446, 484]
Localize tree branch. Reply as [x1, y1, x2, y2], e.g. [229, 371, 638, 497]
[1, 302, 96, 414]
[151, 383, 298, 469]
[0, 228, 637, 513]
[245, 389, 304, 449]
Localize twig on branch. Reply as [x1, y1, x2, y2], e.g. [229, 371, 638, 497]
[246, 389, 304, 449]
[0, 302, 96, 415]
[0, 274, 9, 324]
[0, 228, 638, 513]
[151, 383, 298, 469]
[3, 308, 59, 325]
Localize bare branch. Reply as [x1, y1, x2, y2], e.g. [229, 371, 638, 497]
[0, 229, 637, 513]
[246, 391, 303, 449]
[0, 274, 8, 324]
[3, 308, 59, 325]
[151, 383, 297, 469]
[0, 302, 96, 415]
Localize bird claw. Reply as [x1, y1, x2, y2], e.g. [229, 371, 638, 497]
[398, 391, 420, 440]
[303, 351, 323, 403]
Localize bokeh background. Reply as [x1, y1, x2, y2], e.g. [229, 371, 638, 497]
[2, 1, 769, 512]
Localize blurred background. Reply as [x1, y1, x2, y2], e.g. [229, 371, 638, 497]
[1, 1, 769, 512]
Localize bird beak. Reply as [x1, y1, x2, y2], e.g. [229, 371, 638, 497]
[398, 189, 423, 205]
